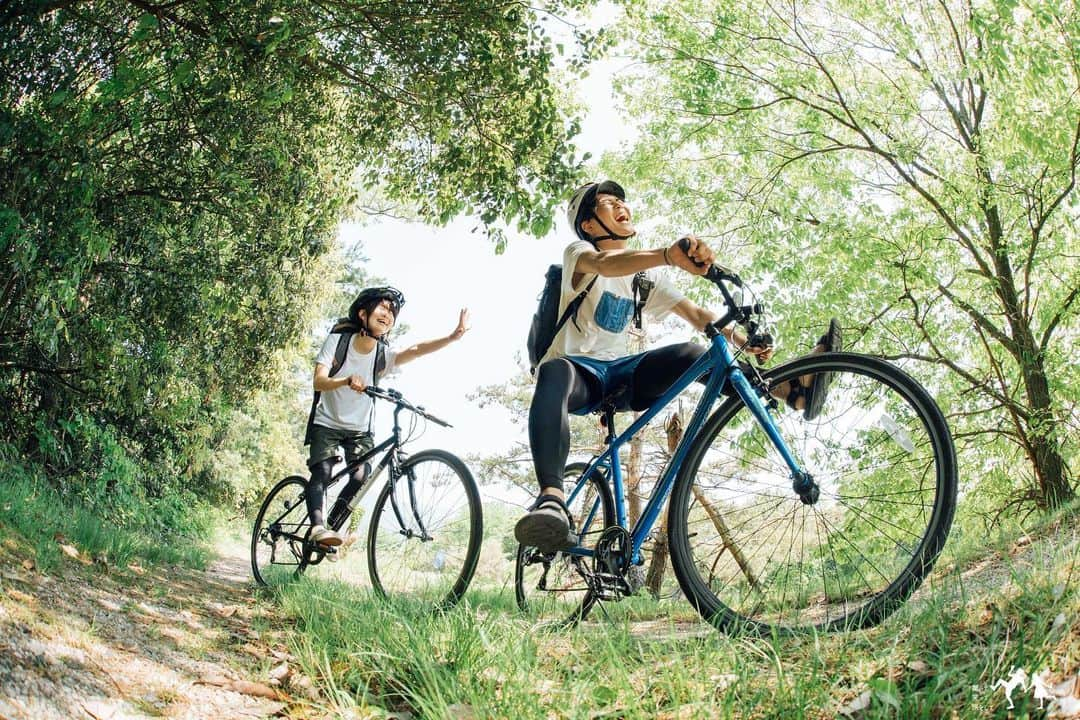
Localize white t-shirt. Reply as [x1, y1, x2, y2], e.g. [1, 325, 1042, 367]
[312, 334, 399, 432]
[542, 240, 686, 363]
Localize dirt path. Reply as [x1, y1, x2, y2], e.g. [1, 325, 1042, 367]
[0, 535, 308, 720]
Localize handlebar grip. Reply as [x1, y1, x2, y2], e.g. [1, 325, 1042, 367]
[677, 237, 744, 285]
[677, 236, 709, 269]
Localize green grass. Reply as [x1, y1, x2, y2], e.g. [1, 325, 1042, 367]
[0, 465, 211, 572]
[265, 506, 1079, 719]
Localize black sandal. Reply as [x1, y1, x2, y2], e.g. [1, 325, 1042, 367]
[785, 381, 809, 413]
[514, 494, 578, 553]
[803, 318, 842, 421]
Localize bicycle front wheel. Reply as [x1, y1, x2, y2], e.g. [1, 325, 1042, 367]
[367, 449, 482, 608]
[669, 353, 957, 633]
[251, 475, 313, 587]
[514, 462, 615, 626]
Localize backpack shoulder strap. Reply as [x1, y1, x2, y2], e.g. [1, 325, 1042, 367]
[373, 342, 386, 385]
[304, 330, 354, 445]
[631, 272, 654, 330]
[329, 332, 353, 377]
[562, 274, 598, 334]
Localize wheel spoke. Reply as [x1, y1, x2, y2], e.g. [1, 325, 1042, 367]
[515, 463, 613, 625]
[367, 450, 481, 609]
[669, 355, 956, 633]
[251, 476, 311, 587]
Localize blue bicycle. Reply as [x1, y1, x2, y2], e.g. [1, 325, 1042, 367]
[514, 265, 957, 633]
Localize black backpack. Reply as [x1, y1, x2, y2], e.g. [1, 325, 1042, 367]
[303, 320, 387, 445]
[526, 266, 653, 375]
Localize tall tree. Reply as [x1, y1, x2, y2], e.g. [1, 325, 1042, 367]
[0, 0, 589, 501]
[611, 0, 1078, 508]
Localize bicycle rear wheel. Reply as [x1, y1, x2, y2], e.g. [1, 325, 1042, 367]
[514, 462, 615, 626]
[367, 449, 482, 609]
[669, 353, 957, 633]
[251, 475, 315, 587]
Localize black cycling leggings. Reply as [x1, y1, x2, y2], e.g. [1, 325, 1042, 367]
[305, 459, 368, 529]
[529, 342, 705, 492]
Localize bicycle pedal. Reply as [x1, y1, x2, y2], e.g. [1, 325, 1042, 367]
[592, 572, 631, 600]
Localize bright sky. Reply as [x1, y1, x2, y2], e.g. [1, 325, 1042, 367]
[338, 49, 639, 458]
[342, 219, 554, 456]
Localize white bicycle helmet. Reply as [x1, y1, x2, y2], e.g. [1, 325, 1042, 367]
[566, 180, 629, 242]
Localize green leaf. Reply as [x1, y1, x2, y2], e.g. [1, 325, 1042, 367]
[173, 60, 194, 86]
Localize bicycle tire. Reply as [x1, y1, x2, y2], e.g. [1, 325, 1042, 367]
[668, 352, 957, 633]
[514, 462, 616, 626]
[251, 475, 314, 587]
[367, 449, 482, 609]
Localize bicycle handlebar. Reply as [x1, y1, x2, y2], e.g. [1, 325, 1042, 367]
[676, 237, 772, 349]
[364, 386, 452, 428]
[677, 236, 742, 286]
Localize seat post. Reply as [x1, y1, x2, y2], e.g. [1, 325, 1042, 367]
[602, 405, 617, 446]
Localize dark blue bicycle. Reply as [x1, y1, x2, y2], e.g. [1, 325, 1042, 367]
[251, 387, 482, 609]
[515, 265, 957, 633]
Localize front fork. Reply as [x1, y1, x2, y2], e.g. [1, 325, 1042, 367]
[386, 450, 433, 541]
[729, 369, 819, 505]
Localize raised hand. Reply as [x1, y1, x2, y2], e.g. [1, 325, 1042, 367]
[450, 308, 470, 340]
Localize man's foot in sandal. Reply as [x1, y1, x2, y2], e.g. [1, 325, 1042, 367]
[515, 494, 578, 553]
[782, 318, 842, 421]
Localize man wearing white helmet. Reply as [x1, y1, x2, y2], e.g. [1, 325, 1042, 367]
[515, 180, 840, 553]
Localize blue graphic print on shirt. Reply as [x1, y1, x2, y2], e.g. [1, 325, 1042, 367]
[593, 291, 634, 333]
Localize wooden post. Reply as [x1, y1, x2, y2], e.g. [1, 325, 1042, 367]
[644, 411, 683, 598]
[625, 326, 646, 528]
[691, 486, 758, 589]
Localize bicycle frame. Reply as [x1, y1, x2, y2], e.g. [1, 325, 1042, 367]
[261, 436, 397, 547]
[564, 330, 808, 565]
[269, 396, 435, 545]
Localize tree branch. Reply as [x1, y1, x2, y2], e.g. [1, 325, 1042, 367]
[936, 282, 1016, 356]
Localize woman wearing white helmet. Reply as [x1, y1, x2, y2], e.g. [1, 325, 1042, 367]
[304, 287, 470, 548]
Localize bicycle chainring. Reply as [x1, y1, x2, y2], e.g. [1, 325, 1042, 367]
[591, 526, 633, 600]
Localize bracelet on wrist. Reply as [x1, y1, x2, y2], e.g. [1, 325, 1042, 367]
[663, 247, 671, 265]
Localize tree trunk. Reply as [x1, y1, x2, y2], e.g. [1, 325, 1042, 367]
[645, 412, 682, 598]
[644, 513, 669, 599]
[627, 423, 643, 528]
[1020, 363, 1073, 507]
[982, 198, 1074, 507]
